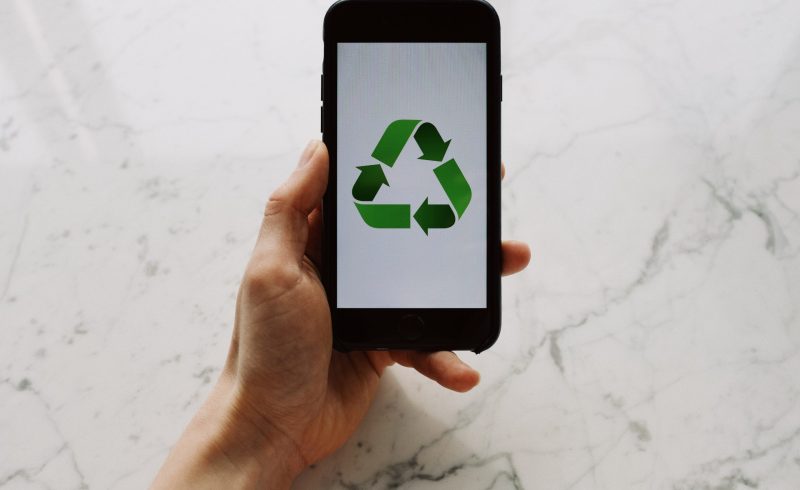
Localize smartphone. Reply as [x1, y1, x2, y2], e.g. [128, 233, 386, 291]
[321, 0, 501, 352]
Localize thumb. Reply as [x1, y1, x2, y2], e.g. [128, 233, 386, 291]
[253, 141, 329, 267]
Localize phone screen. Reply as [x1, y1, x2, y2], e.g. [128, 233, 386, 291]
[336, 43, 487, 309]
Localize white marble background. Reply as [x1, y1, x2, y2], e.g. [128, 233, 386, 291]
[1, 0, 799, 488]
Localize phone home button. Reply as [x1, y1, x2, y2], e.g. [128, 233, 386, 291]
[397, 314, 424, 341]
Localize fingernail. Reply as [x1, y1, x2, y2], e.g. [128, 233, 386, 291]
[298, 140, 319, 167]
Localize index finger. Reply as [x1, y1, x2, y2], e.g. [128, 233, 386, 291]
[389, 351, 480, 393]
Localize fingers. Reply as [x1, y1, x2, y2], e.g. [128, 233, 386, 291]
[500, 162, 531, 276]
[501, 240, 531, 276]
[390, 351, 480, 392]
[253, 141, 329, 267]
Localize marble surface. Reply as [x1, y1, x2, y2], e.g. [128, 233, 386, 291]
[2, 0, 800, 488]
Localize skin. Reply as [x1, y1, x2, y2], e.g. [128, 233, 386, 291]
[151, 141, 530, 489]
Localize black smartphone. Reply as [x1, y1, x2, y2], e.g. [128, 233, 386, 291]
[321, 0, 501, 353]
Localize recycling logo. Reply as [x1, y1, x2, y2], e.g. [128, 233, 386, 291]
[352, 119, 472, 235]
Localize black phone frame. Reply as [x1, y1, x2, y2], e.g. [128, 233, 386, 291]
[322, 0, 501, 353]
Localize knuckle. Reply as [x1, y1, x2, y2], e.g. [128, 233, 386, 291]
[263, 194, 289, 219]
[263, 190, 304, 221]
[242, 260, 300, 299]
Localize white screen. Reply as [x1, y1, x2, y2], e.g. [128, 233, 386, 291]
[337, 43, 487, 309]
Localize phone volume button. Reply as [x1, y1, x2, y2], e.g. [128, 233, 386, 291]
[320, 106, 324, 134]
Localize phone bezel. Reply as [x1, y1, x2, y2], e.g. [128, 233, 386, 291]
[322, 0, 501, 353]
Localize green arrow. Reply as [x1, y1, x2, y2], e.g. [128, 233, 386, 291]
[351, 164, 388, 201]
[354, 203, 411, 228]
[433, 159, 472, 218]
[414, 122, 451, 161]
[371, 119, 420, 167]
[413, 198, 455, 235]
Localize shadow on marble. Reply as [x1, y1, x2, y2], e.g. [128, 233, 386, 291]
[293, 372, 519, 489]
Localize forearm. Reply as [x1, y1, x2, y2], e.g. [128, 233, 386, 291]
[151, 370, 305, 490]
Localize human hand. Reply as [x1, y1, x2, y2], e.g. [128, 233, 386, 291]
[152, 141, 530, 489]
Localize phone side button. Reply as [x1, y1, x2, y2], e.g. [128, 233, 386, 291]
[397, 314, 424, 341]
[320, 106, 324, 134]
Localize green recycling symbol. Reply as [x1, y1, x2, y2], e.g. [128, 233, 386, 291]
[352, 119, 472, 234]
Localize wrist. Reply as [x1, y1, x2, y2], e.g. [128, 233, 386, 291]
[152, 371, 305, 489]
[206, 373, 306, 487]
